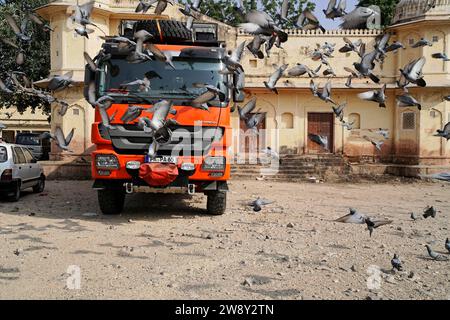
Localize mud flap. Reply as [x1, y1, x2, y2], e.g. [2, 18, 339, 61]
[139, 163, 179, 187]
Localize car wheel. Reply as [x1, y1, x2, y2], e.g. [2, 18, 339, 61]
[33, 176, 45, 193]
[9, 182, 21, 202]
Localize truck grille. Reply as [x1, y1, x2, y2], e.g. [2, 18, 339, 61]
[106, 124, 224, 156]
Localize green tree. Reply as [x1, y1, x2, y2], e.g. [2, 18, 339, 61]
[0, 0, 51, 114]
[358, 0, 400, 27]
[180, 0, 315, 28]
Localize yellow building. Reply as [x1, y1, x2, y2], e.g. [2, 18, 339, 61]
[0, 107, 50, 143]
[35, 0, 450, 177]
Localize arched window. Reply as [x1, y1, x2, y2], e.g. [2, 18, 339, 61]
[281, 112, 294, 129]
[348, 113, 361, 129]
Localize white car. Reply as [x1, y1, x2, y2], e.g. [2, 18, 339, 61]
[0, 142, 45, 201]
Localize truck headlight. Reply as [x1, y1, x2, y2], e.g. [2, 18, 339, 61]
[202, 156, 225, 171]
[96, 154, 119, 169]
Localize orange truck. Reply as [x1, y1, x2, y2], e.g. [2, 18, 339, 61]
[84, 20, 244, 215]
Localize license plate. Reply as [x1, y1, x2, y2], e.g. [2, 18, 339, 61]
[146, 155, 177, 164]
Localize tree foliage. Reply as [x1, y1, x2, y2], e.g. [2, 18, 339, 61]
[180, 0, 315, 28]
[358, 0, 400, 27]
[0, 0, 51, 114]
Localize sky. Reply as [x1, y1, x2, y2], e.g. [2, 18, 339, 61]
[314, 0, 359, 29]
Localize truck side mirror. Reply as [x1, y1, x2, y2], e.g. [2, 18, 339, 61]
[233, 72, 245, 103]
[83, 64, 96, 106]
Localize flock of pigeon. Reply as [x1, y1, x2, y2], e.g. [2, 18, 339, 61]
[1, 0, 449, 152]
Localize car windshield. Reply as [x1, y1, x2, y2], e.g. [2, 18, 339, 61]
[99, 57, 228, 106]
[16, 135, 40, 146]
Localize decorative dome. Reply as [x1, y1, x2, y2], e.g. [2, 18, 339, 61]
[392, 0, 450, 25]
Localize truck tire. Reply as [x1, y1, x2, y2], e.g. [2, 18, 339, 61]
[98, 188, 125, 215]
[206, 191, 226, 215]
[135, 20, 192, 42]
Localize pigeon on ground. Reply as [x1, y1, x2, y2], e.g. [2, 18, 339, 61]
[425, 245, 449, 261]
[335, 208, 366, 224]
[308, 133, 329, 150]
[248, 198, 274, 212]
[410, 212, 419, 221]
[264, 64, 288, 95]
[391, 254, 403, 271]
[421, 172, 450, 182]
[423, 206, 437, 219]
[357, 84, 387, 108]
[445, 238, 450, 253]
[434, 122, 450, 140]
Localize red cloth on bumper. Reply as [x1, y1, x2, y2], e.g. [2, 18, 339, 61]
[139, 163, 178, 187]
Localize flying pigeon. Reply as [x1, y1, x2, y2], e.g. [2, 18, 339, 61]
[264, 64, 288, 95]
[308, 133, 329, 150]
[41, 127, 75, 152]
[310, 80, 337, 104]
[432, 52, 450, 61]
[335, 208, 366, 224]
[365, 216, 393, 237]
[434, 122, 450, 140]
[411, 38, 433, 48]
[357, 84, 387, 108]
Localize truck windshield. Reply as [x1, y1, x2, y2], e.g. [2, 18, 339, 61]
[16, 135, 40, 146]
[99, 57, 228, 106]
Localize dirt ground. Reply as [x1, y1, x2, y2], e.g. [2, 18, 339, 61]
[0, 178, 449, 300]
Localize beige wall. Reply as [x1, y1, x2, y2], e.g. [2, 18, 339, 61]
[35, 0, 450, 165]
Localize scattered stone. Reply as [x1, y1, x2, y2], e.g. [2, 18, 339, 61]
[350, 265, 357, 272]
[13, 248, 23, 256]
[28, 212, 36, 217]
[82, 212, 98, 217]
[128, 219, 135, 223]
[286, 223, 294, 228]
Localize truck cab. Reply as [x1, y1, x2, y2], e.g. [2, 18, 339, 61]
[87, 20, 243, 215]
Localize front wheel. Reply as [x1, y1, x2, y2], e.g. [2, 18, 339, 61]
[33, 176, 45, 193]
[98, 188, 125, 215]
[206, 191, 227, 215]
